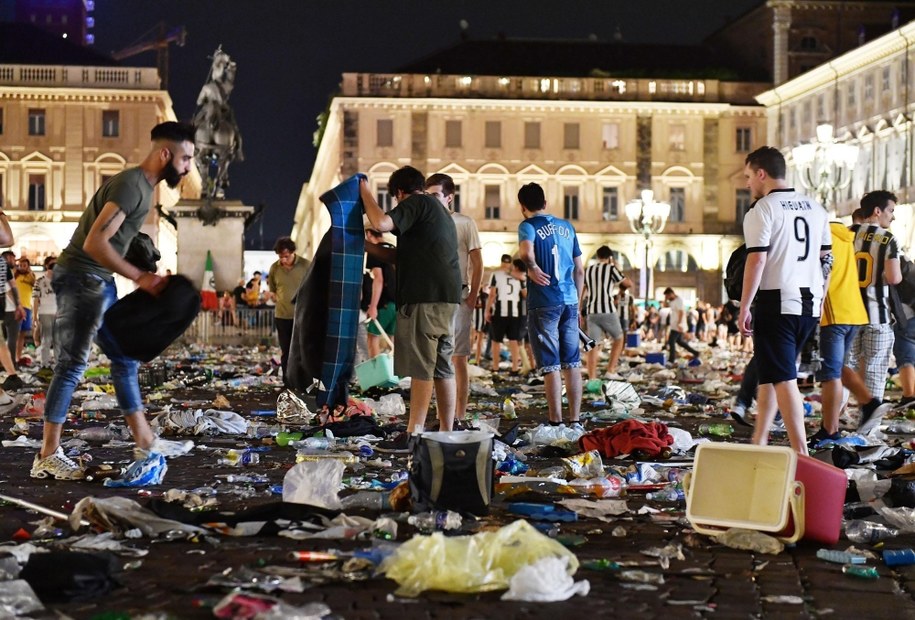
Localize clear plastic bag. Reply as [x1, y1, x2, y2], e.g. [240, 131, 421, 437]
[379, 519, 579, 597]
[282, 460, 344, 509]
[0, 580, 44, 616]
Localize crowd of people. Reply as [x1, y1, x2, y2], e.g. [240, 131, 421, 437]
[15, 117, 915, 482]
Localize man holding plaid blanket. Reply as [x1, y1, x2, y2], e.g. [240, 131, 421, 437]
[361, 167, 462, 437]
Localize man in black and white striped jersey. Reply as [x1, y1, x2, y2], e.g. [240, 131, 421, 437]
[848, 190, 902, 434]
[580, 245, 631, 379]
[485, 254, 525, 374]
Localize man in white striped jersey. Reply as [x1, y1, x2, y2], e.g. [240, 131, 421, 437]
[485, 254, 524, 374]
[739, 146, 831, 455]
[580, 245, 631, 379]
[848, 190, 902, 434]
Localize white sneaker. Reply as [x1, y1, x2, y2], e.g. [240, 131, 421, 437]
[31, 447, 85, 480]
[135, 437, 194, 459]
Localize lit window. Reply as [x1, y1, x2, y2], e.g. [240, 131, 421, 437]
[458, 76, 472, 88]
[602, 122, 619, 149]
[648, 81, 657, 94]
[539, 79, 550, 93]
[669, 124, 686, 151]
[102, 110, 119, 137]
[498, 77, 510, 87]
[611, 80, 626, 94]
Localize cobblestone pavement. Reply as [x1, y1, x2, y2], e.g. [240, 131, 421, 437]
[1, 347, 915, 619]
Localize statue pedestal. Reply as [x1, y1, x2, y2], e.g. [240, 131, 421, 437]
[165, 200, 255, 293]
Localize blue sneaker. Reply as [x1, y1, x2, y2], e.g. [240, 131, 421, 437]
[104, 452, 167, 487]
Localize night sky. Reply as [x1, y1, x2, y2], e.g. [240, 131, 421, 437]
[93, 0, 759, 250]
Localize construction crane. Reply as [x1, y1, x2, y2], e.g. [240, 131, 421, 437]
[112, 22, 186, 89]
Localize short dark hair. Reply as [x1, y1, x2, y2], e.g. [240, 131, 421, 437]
[388, 166, 425, 196]
[273, 236, 296, 254]
[745, 146, 786, 180]
[663, 287, 675, 296]
[859, 190, 898, 218]
[518, 183, 546, 211]
[253, 271, 262, 277]
[501, 254, 512, 264]
[512, 259, 527, 273]
[425, 173, 455, 195]
[150, 121, 196, 144]
[595, 245, 612, 260]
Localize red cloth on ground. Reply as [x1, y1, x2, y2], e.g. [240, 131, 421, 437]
[578, 419, 673, 458]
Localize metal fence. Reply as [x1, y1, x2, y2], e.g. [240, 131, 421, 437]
[181, 308, 278, 346]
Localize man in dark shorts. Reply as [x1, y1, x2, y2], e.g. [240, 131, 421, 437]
[738, 146, 831, 455]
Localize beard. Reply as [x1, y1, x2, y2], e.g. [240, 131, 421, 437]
[163, 163, 184, 189]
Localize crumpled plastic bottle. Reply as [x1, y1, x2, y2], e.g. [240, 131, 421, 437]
[845, 520, 899, 544]
[408, 510, 462, 533]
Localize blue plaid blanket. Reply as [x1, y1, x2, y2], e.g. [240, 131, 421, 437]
[315, 174, 366, 407]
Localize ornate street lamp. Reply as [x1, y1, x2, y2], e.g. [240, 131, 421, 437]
[791, 123, 859, 212]
[625, 189, 671, 301]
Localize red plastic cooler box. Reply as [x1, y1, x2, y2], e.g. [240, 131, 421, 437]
[686, 443, 846, 544]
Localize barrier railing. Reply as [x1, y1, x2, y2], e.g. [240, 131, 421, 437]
[182, 307, 278, 345]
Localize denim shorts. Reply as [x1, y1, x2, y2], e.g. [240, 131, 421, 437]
[894, 323, 915, 368]
[527, 304, 581, 373]
[816, 323, 859, 382]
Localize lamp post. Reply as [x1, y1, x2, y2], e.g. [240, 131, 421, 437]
[625, 189, 671, 302]
[791, 123, 859, 212]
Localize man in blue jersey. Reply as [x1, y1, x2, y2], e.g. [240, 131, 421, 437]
[517, 183, 585, 426]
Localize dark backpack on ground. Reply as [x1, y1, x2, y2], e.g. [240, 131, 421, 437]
[724, 244, 747, 301]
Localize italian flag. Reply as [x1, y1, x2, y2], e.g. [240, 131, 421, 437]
[201, 250, 218, 310]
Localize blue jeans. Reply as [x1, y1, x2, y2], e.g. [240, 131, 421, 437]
[44, 266, 141, 424]
[894, 323, 915, 369]
[817, 323, 859, 382]
[528, 304, 581, 373]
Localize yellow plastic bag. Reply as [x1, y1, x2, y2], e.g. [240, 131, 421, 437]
[379, 520, 579, 597]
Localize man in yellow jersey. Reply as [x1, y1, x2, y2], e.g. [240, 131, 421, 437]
[809, 220, 890, 448]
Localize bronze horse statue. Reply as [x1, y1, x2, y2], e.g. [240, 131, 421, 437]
[193, 46, 243, 203]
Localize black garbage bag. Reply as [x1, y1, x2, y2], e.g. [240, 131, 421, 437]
[20, 551, 121, 603]
[103, 274, 200, 362]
